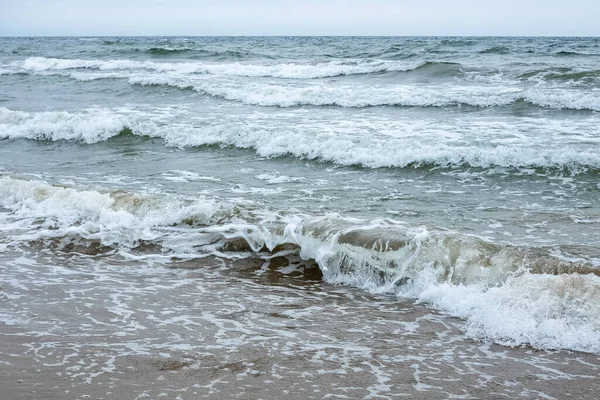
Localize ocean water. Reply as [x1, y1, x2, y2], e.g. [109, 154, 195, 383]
[1, 36, 600, 371]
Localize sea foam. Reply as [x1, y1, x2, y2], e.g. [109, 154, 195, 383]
[132, 76, 600, 110]
[17, 56, 420, 79]
[0, 107, 132, 143]
[1, 176, 599, 353]
[2, 108, 600, 172]
[7, 57, 600, 111]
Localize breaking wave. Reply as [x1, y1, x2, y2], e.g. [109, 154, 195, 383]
[176, 82, 600, 110]
[1, 176, 599, 353]
[4, 61, 599, 111]
[4, 57, 600, 111]
[519, 68, 600, 83]
[2, 107, 600, 172]
[13, 56, 424, 79]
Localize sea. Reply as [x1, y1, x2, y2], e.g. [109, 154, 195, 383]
[1, 36, 600, 398]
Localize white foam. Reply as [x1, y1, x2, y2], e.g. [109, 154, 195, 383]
[164, 123, 600, 170]
[0, 108, 131, 143]
[255, 174, 307, 184]
[9, 58, 600, 111]
[0, 176, 231, 247]
[2, 107, 600, 172]
[17, 57, 420, 79]
[162, 171, 222, 183]
[122, 73, 600, 111]
[524, 89, 600, 111]
[131, 75, 526, 108]
[417, 273, 600, 352]
[199, 213, 600, 353]
[1, 176, 599, 353]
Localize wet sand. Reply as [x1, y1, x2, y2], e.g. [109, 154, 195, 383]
[1, 253, 600, 399]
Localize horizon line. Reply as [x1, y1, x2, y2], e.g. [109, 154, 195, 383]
[1, 34, 599, 38]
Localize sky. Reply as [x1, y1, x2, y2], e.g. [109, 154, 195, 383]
[0, 0, 598, 37]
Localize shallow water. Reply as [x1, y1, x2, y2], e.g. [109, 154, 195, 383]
[2, 249, 600, 399]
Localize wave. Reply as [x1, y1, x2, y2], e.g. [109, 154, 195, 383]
[2, 107, 600, 172]
[519, 68, 600, 83]
[545, 70, 600, 81]
[15, 56, 424, 79]
[555, 51, 591, 57]
[146, 47, 193, 55]
[0, 108, 133, 143]
[440, 39, 476, 47]
[375, 46, 419, 60]
[479, 46, 510, 54]
[130, 76, 600, 111]
[7, 58, 600, 111]
[411, 61, 463, 76]
[189, 49, 274, 60]
[96, 41, 269, 59]
[1, 176, 599, 353]
[0, 176, 234, 250]
[7, 58, 599, 110]
[0, 108, 600, 174]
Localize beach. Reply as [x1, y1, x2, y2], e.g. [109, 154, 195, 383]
[2, 253, 600, 399]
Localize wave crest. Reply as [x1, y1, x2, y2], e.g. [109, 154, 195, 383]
[16, 56, 424, 79]
[2, 108, 600, 173]
[7, 58, 600, 111]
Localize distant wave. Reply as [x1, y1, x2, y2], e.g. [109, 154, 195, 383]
[75, 47, 268, 60]
[479, 46, 510, 54]
[546, 70, 600, 81]
[2, 175, 599, 353]
[14, 56, 427, 79]
[188, 49, 267, 60]
[440, 39, 476, 46]
[2, 108, 600, 172]
[129, 76, 600, 111]
[146, 47, 193, 55]
[6, 58, 600, 111]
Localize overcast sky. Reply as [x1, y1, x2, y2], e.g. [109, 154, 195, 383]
[0, 0, 598, 37]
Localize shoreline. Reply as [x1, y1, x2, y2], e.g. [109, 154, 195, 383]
[1, 256, 599, 399]
[3, 315, 600, 399]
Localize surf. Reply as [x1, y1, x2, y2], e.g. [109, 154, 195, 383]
[1, 175, 599, 353]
